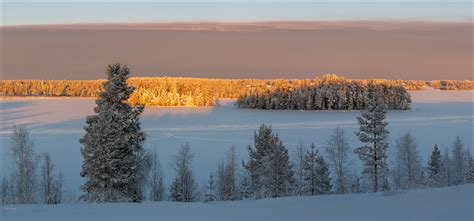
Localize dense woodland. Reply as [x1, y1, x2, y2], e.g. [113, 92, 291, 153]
[236, 79, 412, 110]
[2, 120, 473, 205]
[1, 74, 472, 107]
[2, 65, 472, 205]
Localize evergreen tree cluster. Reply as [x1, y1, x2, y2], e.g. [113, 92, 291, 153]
[425, 137, 473, 187]
[237, 80, 412, 110]
[242, 125, 295, 198]
[240, 126, 332, 199]
[302, 144, 332, 195]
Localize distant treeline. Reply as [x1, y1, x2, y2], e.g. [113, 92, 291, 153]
[428, 80, 474, 90]
[1, 74, 472, 107]
[236, 80, 411, 110]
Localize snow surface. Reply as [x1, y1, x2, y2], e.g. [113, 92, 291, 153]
[2, 184, 473, 220]
[0, 89, 473, 196]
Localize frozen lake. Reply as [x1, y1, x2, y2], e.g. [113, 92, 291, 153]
[1, 89, 472, 194]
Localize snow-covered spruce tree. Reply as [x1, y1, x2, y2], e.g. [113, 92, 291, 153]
[148, 148, 165, 201]
[325, 127, 350, 194]
[80, 64, 146, 203]
[169, 143, 197, 202]
[269, 136, 295, 198]
[10, 125, 37, 204]
[451, 137, 465, 185]
[216, 146, 238, 201]
[316, 153, 332, 194]
[205, 173, 216, 202]
[428, 145, 442, 187]
[467, 159, 474, 183]
[169, 178, 183, 202]
[243, 125, 294, 199]
[464, 148, 474, 180]
[303, 143, 332, 195]
[239, 176, 251, 200]
[464, 150, 473, 183]
[302, 143, 318, 195]
[393, 132, 422, 189]
[354, 92, 390, 192]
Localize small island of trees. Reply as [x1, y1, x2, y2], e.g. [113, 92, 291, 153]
[236, 75, 412, 110]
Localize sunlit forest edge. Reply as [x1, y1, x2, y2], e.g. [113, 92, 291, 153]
[1, 74, 472, 107]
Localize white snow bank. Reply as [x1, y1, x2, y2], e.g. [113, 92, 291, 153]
[2, 184, 473, 221]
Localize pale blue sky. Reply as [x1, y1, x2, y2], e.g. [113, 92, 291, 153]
[2, 1, 472, 25]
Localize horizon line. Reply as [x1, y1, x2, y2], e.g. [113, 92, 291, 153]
[2, 75, 473, 82]
[2, 19, 472, 28]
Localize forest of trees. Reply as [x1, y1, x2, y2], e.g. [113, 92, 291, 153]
[1, 66, 472, 205]
[236, 77, 412, 110]
[2, 74, 472, 107]
[2, 119, 472, 204]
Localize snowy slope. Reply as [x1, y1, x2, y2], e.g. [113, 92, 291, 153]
[2, 184, 473, 221]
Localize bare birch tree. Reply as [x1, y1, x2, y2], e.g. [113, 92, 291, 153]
[325, 127, 350, 194]
[10, 125, 36, 204]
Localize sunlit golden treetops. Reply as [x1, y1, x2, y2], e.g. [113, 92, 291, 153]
[1, 74, 472, 107]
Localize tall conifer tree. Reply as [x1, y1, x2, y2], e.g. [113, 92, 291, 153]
[80, 64, 145, 202]
[428, 145, 442, 187]
[354, 91, 390, 192]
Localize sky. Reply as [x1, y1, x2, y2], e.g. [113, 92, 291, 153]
[2, 1, 472, 25]
[1, 1, 472, 80]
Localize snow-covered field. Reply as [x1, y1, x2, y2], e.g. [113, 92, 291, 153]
[0, 90, 474, 220]
[2, 184, 473, 220]
[1, 89, 472, 190]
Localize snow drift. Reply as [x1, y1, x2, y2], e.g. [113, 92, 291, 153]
[2, 184, 473, 221]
